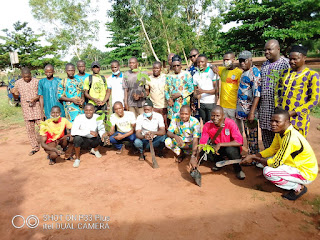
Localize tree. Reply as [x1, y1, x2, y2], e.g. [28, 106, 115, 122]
[29, 0, 99, 59]
[221, 0, 320, 54]
[0, 21, 63, 70]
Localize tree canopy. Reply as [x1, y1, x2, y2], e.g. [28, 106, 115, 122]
[221, 0, 320, 54]
[0, 21, 63, 70]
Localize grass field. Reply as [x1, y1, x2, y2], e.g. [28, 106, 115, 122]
[0, 88, 24, 129]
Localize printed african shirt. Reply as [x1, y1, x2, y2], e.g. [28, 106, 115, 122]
[57, 77, 84, 122]
[236, 66, 261, 119]
[167, 113, 201, 142]
[165, 70, 194, 119]
[259, 57, 290, 130]
[275, 67, 320, 137]
[75, 73, 90, 84]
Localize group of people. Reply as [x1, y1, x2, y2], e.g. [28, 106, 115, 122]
[11, 39, 319, 201]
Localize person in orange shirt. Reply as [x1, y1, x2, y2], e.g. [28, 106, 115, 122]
[39, 106, 73, 165]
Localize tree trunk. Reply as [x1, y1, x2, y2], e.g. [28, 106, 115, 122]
[158, 5, 171, 54]
[182, 48, 189, 68]
[132, 7, 160, 62]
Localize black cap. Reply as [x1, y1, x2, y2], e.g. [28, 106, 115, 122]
[290, 45, 308, 56]
[91, 61, 101, 68]
[144, 99, 153, 107]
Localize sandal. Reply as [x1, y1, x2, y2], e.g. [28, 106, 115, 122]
[282, 186, 308, 201]
[49, 159, 56, 165]
[176, 153, 186, 163]
[29, 150, 39, 156]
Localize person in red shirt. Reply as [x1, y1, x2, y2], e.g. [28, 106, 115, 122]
[192, 105, 245, 180]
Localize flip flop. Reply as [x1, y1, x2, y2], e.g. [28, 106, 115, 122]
[175, 153, 186, 163]
[49, 159, 55, 165]
[29, 150, 39, 156]
[282, 186, 308, 201]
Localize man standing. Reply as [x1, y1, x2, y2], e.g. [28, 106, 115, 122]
[71, 104, 106, 168]
[236, 51, 261, 155]
[193, 54, 219, 123]
[38, 64, 65, 119]
[75, 60, 90, 83]
[123, 57, 146, 117]
[134, 99, 166, 160]
[165, 55, 194, 120]
[165, 105, 200, 163]
[145, 61, 168, 128]
[11, 67, 42, 156]
[195, 105, 245, 180]
[83, 61, 108, 111]
[212, 51, 242, 120]
[58, 63, 84, 122]
[39, 106, 73, 165]
[108, 102, 136, 154]
[275, 45, 320, 137]
[242, 108, 318, 200]
[259, 39, 290, 148]
[188, 48, 200, 76]
[105, 60, 125, 109]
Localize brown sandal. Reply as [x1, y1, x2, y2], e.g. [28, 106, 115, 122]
[29, 150, 39, 156]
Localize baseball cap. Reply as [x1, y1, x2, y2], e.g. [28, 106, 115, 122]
[91, 61, 101, 68]
[144, 99, 153, 107]
[238, 50, 252, 60]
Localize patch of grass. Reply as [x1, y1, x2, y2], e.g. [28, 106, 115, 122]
[0, 89, 24, 129]
[311, 104, 320, 119]
[304, 196, 320, 215]
[251, 192, 266, 201]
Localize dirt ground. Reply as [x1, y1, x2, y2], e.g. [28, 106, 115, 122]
[0, 63, 320, 240]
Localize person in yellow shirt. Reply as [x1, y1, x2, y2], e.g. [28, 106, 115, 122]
[83, 61, 108, 111]
[241, 107, 318, 201]
[212, 51, 242, 120]
[275, 45, 320, 137]
[39, 106, 73, 165]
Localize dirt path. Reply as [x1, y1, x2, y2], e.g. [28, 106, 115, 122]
[0, 114, 320, 239]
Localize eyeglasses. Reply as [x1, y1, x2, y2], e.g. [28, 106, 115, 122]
[172, 64, 181, 67]
[189, 54, 197, 59]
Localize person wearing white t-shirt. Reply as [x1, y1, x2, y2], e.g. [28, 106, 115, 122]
[71, 103, 107, 168]
[108, 101, 136, 154]
[105, 60, 125, 109]
[193, 54, 219, 123]
[134, 99, 166, 160]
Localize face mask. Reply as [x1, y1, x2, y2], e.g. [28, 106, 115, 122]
[223, 60, 233, 69]
[50, 115, 61, 122]
[113, 70, 120, 75]
[143, 112, 152, 118]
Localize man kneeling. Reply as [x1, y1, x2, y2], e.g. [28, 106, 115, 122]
[71, 103, 106, 168]
[39, 106, 73, 165]
[165, 105, 200, 163]
[191, 105, 245, 180]
[241, 108, 318, 200]
[134, 99, 166, 160]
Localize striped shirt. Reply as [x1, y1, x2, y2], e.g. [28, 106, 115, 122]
[260, 125, 318, 181]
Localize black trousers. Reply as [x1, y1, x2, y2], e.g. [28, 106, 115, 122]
[73, 135, 101, 149]
[199, 103, 216, 123]
[202, 146, 242, 172]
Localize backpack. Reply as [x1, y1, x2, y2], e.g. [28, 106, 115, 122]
[88, 75, 106, 90]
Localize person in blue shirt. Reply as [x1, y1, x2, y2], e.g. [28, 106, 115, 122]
[75, 60, 90, 83]
[38, 64, 65, 119]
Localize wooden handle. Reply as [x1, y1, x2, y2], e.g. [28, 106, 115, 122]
[149, 140, 159, 168]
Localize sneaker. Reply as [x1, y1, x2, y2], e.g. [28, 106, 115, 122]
[90, 148, 102, 158]
[73, 159, 80, 168]
[236, 170, 246, 180]
[139, 153, 145, 161]
[255, 162, 264, 169]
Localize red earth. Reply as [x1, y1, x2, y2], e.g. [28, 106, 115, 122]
[0, 61, 320, 239]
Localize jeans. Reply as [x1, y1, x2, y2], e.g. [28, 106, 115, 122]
[109, 131, 136, 149]
[134, 135, 166, 153]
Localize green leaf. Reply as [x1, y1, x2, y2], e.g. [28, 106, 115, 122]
[96, 110, 103, 114]
[132, 69, 138, 72]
